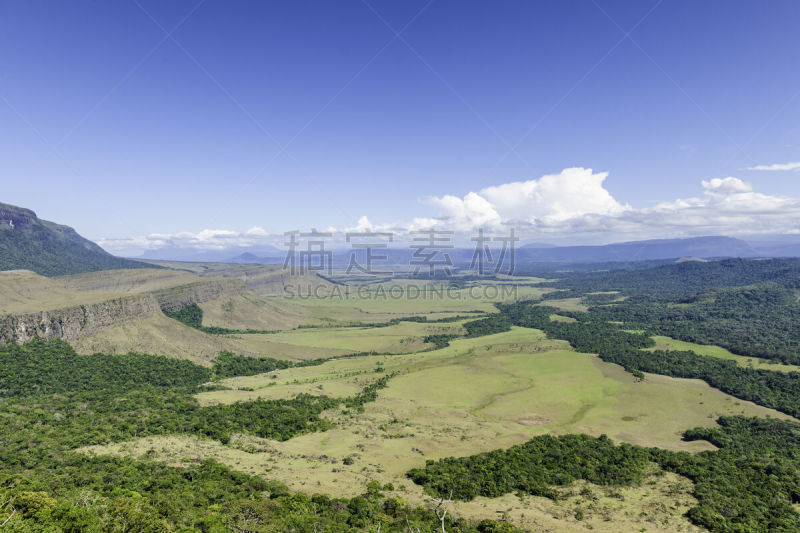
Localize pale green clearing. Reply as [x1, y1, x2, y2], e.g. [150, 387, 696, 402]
[284, 284, 545, 320]
[648, 335, 800, 373]
[549, 313, 577, 322]
[537, 297, 589, 312]
[265, 320, 465, 351]
[223, 320, 468, 362]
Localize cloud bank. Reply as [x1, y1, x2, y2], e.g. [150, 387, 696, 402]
[415, 168, 800, 240]
[746, 161, 800, 171]
[98, 167, 800, 256]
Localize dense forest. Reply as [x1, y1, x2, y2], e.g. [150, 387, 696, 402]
[543, 257, 800, 297]
[409, 416, 800, 532]
[588, 284, 800, 364]
[532, 258, 800, 364]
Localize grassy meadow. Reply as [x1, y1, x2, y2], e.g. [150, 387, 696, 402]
[89, 325, 792, 530]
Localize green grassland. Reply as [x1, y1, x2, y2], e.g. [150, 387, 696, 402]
[262, 320, 465, 354]
[208, 320, 467, 363]
[647, 335, 800, 373]
[537, 297, 589, 312]
[94, 327, 791, 530]
[284, 283, 545, 319]
[52, 269, 535, 363]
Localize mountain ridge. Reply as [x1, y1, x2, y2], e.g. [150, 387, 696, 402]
[0, 201, 151, 277]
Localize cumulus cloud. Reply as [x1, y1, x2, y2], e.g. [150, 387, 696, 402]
[746, 161, 800, 171]
[421, 170, 800, 239]
[481, 167, 627, 222]
[425, 168, 627, 231]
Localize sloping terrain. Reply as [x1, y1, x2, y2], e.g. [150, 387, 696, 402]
[0, 201, 149, 276]
[69, 313, 265, 364]
[0, 270, 112, 314]
[0, 266, 330, 357]
[57, 268, 200, 294]
[139, 259, 337, 296]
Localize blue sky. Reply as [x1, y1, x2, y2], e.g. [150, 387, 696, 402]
[2, 0, 800, 254]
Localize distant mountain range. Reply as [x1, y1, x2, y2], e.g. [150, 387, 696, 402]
[515, 236, 758, 264]
[139, 245, 284, 263]
[0, 202, 150, 276]
[6, 199, 800, 277]
[213, 235, 767, 270]
[141, 235, 796, 267]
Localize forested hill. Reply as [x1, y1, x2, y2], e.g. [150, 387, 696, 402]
[545, 257, 800, 297]
[0, 201, 150, 276]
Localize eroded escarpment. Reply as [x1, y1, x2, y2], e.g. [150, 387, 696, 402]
[0, 278, 247, 345]
[0, 294, 161, 344]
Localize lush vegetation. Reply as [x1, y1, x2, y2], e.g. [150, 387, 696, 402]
[410, 416, 800, 532]
[211, 350, 293, 378]
[498, 302, 800, 418]
[0, 339, 522, 531]
[408, 433, 651, 501]
[0, 338, 210, 396]
[539, 258, 800, 364]
[462, 314, 512, 338]
[589, 284, 800, 364]
[420, 315, 512, 349]
[543, 257, 800, 298]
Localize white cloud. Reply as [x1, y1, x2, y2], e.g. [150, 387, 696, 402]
[428, 191, 502, 230]
[701, 177, 753, 195]
[480, 167, 627, 223]
[98, 167, 800, 256]
[424, 167, 627, 231]
[97, 226, 278, 255]
[746, 161, 800, 171]
[419, 169, 800, 239]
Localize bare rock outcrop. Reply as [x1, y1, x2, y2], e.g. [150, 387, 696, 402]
[0, 294, 160, 344]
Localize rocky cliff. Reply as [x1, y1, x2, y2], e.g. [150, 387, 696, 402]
[0, 294, 160, 344]
[154, 279, 247, 311]
[0, 277, 248, 345]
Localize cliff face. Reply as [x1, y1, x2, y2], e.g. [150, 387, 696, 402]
[0, 294, 160, 344]
[154, 279, 247, 311]
[236, 269, 335, 296]
[0, 277, 248, 345]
